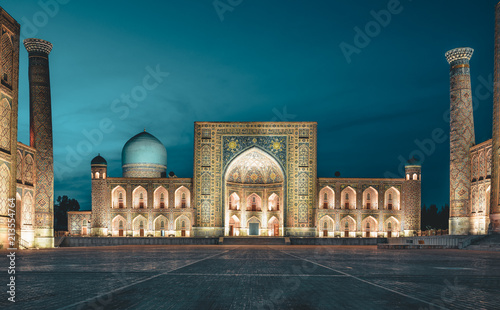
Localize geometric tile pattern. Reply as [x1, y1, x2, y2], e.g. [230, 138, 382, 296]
[0, 163, 9, 215]
[0, 97, 9, 151]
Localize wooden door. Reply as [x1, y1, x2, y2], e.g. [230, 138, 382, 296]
[323, 230, 328, 237]
[274, 224, 279, 236]
[387, 231, 392, 238]
[82, 227, 87, 235]
[229, 226, 234, 236]
[181, 229, 186, 237]
[119, 229, 124, 237]
[140, 229, 144, 237]
[345, 230, 349, 237]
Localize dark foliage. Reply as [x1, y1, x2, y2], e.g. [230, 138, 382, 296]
[421, 204, 449, 230]
[54, 196, 80, 231]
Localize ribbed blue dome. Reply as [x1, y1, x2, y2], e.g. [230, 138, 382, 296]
[121, 131, 167, 167]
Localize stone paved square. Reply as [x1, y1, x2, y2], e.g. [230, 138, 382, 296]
[1, 245, 500, 309]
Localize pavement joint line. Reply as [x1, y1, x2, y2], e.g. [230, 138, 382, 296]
[56, 250, 231, 310]
[279, 250, 449, 310]
[165, 273, 350, 277]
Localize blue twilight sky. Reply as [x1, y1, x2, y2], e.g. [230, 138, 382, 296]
[1, 0, 497, 210]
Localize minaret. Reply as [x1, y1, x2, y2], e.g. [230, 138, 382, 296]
[91, 154, 108, 236]
[446, 47, 475, 235]
[491, 2, 500, 234]
[24, 38, 54, 248]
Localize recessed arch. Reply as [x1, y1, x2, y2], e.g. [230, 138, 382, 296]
[132, 214, 147, 236]
[318, 215, 334, 237]
[341, 186, 356, 210]
[340, 215, 356, 237]
[132, 186, 147, 209]
[111, 186, 126, 208]
[224, 147, 285, 237]
[175, 186, 190, 208]
[246, 193, 262, 211]
[319, 186, 334, 209]
[175, 215, 191, 237]
[22, 191, 34, 228]
[228, 192, 240, 210]
[384, 216, 400, 238]
[153, 215, 169, 236]
[112, 215, 127, 237]
[268, 216, 280, 236]
[228, 215, 241, 236]
[363, 186, 378, 210]
[154, 186, 168, 209]
[362, 216, 378, 237]
[268, 193, 280, 211]
[0, 164, 10, 215]
[385, 187, 400, 210]
[0, 98, 10, 152]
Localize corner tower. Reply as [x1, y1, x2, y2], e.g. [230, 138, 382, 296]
[91, 154, 108, 236]
[446, 47, 475, 235]
[24, 38, 54, 248]
[403, 160, 421, 235]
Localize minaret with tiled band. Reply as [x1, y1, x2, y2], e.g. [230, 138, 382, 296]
[446, 48, 475, 235]
[491, 2, 500, 234]
[24, 38, 54, 248]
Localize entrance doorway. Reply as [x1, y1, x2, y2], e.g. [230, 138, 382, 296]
[323, 230, 328, 237]
[249, 223, 259, 236]
[229, 226, 234, 236]
[119, 229, 124, 237]
[140, 229, 144, 237]
[82, 227, 87, 235]
[274, 224, 279, 236]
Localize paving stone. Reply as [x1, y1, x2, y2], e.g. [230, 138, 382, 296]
[0, 245, 499, 309]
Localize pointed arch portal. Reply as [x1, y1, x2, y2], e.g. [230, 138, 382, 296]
[224, 147, 285, 237]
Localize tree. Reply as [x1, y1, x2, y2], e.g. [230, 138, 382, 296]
[421, 204, 449, 230]
[54, 196, 80, 231]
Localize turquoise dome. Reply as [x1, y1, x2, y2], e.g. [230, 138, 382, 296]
[121, 131, 167, 167]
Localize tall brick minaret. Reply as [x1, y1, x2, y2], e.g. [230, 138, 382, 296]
[491, 2, 500, 234]
[24, 38, 54, 248]
[446, 47, 475, 235]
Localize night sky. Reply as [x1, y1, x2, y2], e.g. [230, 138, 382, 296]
[2, 0, 498, 210]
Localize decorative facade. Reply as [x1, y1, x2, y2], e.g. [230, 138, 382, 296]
[446, 2, 500, 235]
[0, 6, 54, 249]
[71, 123, 421, 238]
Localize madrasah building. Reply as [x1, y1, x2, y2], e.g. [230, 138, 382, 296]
[68, 125, 422, 238]
[10, 3, 500, 248]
